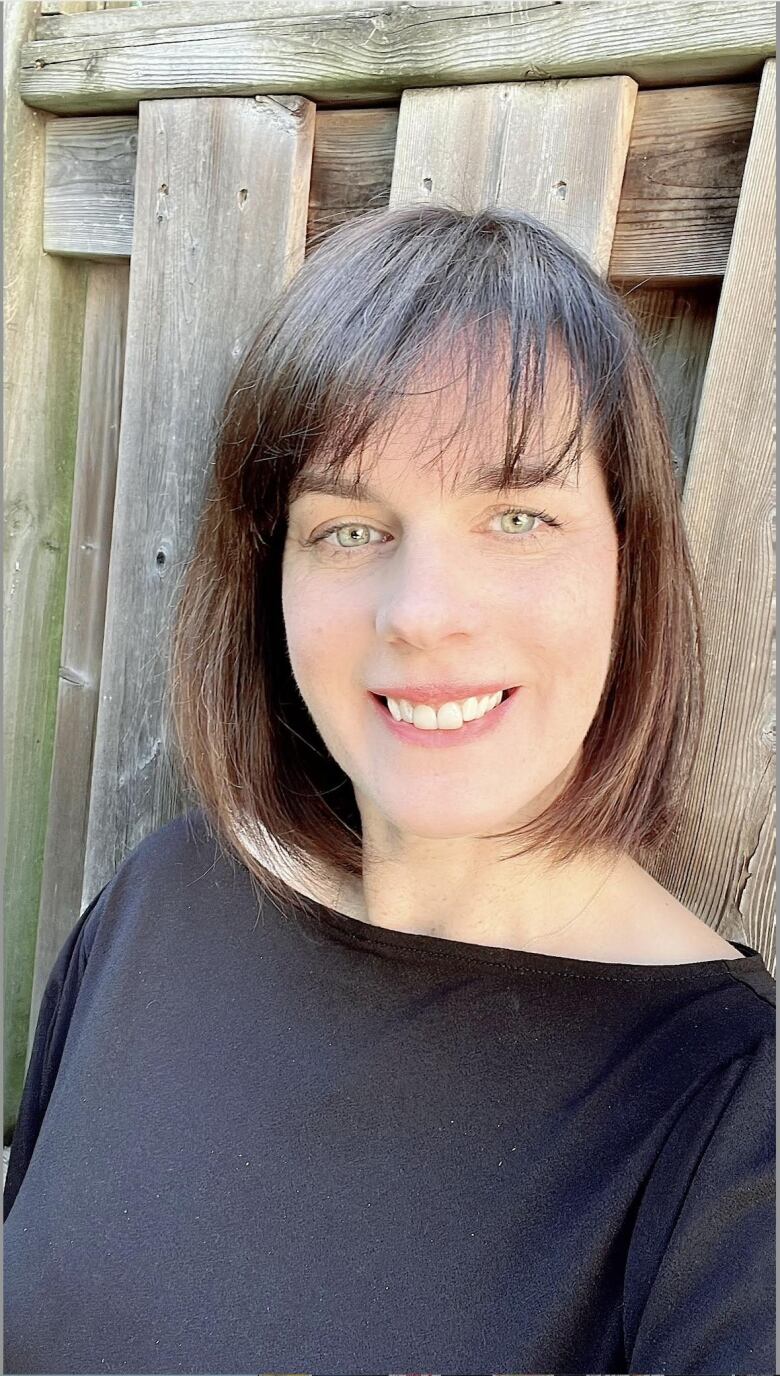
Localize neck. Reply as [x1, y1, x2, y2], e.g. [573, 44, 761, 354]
[237, 814, 632, 960]
[351, 831, 627, 954]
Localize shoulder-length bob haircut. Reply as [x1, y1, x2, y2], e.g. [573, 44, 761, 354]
[165, 202, 705, 913]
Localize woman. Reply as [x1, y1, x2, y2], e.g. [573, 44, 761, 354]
[4, 205, 774, 1375]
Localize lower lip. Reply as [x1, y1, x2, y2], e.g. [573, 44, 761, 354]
[368, 688, 520, 748]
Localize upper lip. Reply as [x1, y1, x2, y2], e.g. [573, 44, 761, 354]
[370, 682, 517, 705]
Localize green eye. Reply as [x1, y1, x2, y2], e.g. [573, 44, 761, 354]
[308, 507, 560, 553]
[334, 524, 375, 548]
[498, 510, 540, 535]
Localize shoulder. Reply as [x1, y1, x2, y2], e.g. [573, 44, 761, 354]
[103, 806, 232, 894]
[608, 859, 759, 964]
[121, 806, 219, 871]
[76, 807, 253, 961]
[665, 919, 747, 962]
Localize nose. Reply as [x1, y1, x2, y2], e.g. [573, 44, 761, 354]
[373, 531, 484, 648]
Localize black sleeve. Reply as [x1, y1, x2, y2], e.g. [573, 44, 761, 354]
[3, 883, 109, 1222]
[623, 1035, 776, 1375]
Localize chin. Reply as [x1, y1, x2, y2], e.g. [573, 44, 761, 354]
[361, 793, 537, 842]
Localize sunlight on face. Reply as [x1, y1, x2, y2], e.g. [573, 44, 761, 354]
[281, 347, 620, 843]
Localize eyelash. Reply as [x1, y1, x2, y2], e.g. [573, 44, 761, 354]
[306, 507, 562, 553]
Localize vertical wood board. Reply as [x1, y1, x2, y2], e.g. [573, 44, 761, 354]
[389, 77, 638, 276]
[657, 60, 776, 968]
[80, 95, 316, 906]
[28, 264, 130, 1061]
[3, 0, 89, 1138]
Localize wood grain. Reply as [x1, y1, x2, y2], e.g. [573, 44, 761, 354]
[609, 83, 758, 283]
[306, 108, 399, 248]
[3, 0, 89, 1139]
[389, 77, 638, 276]
[79, 95, 316, 905]
[27, 263, 129, 1060]
[19, 1, 774, 115]
[44, 114, 139, 259]
[621, 282, 719, 486]
[653, 60, 776, 971]
[43, 84, 758, 285]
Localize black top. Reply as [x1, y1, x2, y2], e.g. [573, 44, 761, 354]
[3, 808, 776, 1376]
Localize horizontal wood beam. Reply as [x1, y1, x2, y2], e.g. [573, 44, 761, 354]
[44, 115, 138, 259]
[20, 0, 775, 115]
[37, 0, 394, 36]
[43, 83, 759, 284]
[609, 81, 758, 282]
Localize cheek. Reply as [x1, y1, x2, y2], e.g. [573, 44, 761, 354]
[508, 547, 618, 693]
[282, 575, 318, 693]
[281, 568, 362, 703]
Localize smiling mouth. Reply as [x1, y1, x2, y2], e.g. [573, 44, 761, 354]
[371, 686, 518, 731]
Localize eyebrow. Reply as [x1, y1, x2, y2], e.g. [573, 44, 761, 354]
[289, 460, 572, 503]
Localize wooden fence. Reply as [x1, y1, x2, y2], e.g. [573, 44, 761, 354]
[4, 0, 775, 1137]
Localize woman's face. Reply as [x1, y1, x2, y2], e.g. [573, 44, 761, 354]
[281, 354, 620, 843]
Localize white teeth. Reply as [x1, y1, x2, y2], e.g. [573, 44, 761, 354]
[412, 704, 439, 730]
[461, 696, 480, 721]
[384, 689, 507, 731]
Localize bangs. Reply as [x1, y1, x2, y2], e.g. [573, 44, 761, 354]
[287, 321, 589, 508]
[235, 203, 629, 539]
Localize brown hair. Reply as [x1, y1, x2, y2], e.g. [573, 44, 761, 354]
[164, 202, 705, 915]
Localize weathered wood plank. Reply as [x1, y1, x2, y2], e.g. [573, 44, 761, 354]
[38, 0, 135, 18]
[80, 95, 315, 904]
[621, 283, 719, 487]
[653, 60, 776, 971]
[27, 263, 129, 1057]
[3, 0, 89, 1139]
[44, 114, 138, 259]
[37, 0, 362, 35]
[40, 0, 164, 16]
[609, 83, 758, 283]
[19, 0, 775, 115]
[389, 77, 638, 275]
[44, 83, 758, 283]
[306, 108, 399, 250]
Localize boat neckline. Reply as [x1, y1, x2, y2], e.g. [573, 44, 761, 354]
[278, 882, 765, 982]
